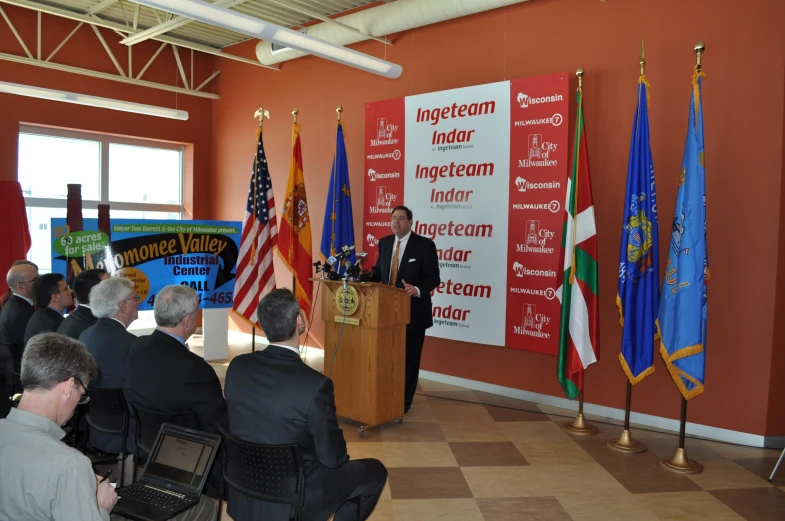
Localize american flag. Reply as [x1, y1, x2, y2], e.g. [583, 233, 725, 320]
[233, 129, 277, 324]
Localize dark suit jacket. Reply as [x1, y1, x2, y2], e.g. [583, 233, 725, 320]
[58, 305, 98, 340]
[224, 346, 361, 521]
[126, 330, 227, 497]
[373, 232, 441, 330]
[23, 308, 64, 347]
[79, 318, 137, 453]
[125, 330, 227, 434]
[0, 295, 35, 369]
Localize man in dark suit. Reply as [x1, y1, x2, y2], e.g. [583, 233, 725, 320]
[225, 289, 387, 521]
[125, 284, 227, 497]
[0, 260, 37, 313]
[0, 262, 38, 395]
[79, 276, 139, 454]
[58, 269, 109, 340]
[372, 205, 440, 413]
[23, 273, 73, 346]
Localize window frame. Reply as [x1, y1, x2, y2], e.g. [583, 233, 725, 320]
[19, 124, 184, 216]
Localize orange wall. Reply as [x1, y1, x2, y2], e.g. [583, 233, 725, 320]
[211, 0, 785, 437]
[0, 6, 214, 218]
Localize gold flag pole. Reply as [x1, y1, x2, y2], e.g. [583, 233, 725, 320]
[249, 107, 269, 353]
[290, 108, 298, 293]
[658, 42, 706, 475]
[609, 39, 648, 454]
[336, 105, 343, 122]
[561, 68, 598, 437]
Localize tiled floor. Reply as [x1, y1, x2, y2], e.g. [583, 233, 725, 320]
[196, 340, 785, 520]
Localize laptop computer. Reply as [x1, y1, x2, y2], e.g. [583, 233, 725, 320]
[112, 423, 221, 521]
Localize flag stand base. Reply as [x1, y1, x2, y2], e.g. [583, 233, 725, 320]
[607, 429, 646, 453]
[607, 383, 646, 453]
[561, 392, 598, 436]
[659, 398, 702, 474]
[562, 413, 599, 436]
[659, 448, 703, 474]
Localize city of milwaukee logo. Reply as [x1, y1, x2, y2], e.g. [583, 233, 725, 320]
[518, 134, 558, 168]
[513, 302, 551, 338]
[371, 117, 399, 147]
[515, 220, 556, 254]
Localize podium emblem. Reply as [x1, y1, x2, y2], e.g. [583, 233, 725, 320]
[335, 285, 360, 316]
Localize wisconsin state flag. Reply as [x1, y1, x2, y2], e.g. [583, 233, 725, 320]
[277, 122, 314, 319]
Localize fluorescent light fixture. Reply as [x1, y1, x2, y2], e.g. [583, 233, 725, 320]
[127, 0, 403, 78]
[0, 81, 189, 120]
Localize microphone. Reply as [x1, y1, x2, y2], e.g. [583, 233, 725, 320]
[327, 245, 355, 266]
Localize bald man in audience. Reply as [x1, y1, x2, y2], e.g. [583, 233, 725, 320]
[0, 262, 39, 395]
[58, 269, 109, 340]
[0, 260, 38, 312]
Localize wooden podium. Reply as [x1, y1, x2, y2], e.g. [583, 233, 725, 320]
[313, 278, 410, 436]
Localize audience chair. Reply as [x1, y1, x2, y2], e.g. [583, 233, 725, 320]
[131, 404, 198, 470]
[216, 424, 306, 521]
[85, 388, 133, 487]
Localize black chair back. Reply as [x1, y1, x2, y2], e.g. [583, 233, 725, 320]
[86, 388, 128, 435]
[216, 424, 305, 521]
[85, 388, 132, 487]
[131, 404, 198, 456]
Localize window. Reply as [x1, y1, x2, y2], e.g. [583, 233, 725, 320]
[18, 126, 184, 274]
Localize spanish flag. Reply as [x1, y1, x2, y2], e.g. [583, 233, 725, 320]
[277, 122, 314, 319]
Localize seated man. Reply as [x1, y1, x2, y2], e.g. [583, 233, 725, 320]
[0, 332, 217, 521]
[0, 332, 117, 520]
[24, 273, 73, 345]
[125, 284, 227, 498]
[58, 269, 109, 339]
[79, 277, 139, 454]
[0, 260, 37, 312]
[0, 261, 38, 395]
[225, 289, 388, 521]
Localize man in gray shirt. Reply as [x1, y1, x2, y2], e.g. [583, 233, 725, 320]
[0, 332, 218, 521]
[0, 332, 117, 521]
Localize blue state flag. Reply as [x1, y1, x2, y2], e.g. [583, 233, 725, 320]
[657, 70, 709, 400]
[618, 76, 659, 385]
[320, 122, 355, 272]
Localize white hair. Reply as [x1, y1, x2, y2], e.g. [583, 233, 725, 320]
[90, 277, 135, 318]
[154, 285, 198, 327]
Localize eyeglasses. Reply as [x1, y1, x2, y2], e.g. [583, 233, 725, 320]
[390, 216, 409, 222]
[73, 377, 90, 405]
[124, 293, 141, 302]
[52, 284, 71, 296]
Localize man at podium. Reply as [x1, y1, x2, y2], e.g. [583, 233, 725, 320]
[372, 206, 440, 414]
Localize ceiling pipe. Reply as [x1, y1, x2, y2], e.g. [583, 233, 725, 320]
[256, 0, 531, 67]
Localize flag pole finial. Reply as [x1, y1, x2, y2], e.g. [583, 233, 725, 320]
[336, 105, 343, 122]
[694, 42, 705, 71]
[576, 68, 584, 90]
[640, 38, 646, 75]
[292, 109, 298, 123]
[254, 108, 270, 128]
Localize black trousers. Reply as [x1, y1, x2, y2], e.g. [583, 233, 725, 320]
[405, 327, 426, 410]
[333, 458, 388, 521]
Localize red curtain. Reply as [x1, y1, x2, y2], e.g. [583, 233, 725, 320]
[0, 181, 32, 291]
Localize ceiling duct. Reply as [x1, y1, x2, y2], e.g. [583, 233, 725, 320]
[256, 0, 531, 67]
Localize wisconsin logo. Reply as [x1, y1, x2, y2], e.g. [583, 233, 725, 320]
[366, 234, 378, 247]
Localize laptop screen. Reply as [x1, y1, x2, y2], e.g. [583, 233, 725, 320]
[144, 432, 216, 491]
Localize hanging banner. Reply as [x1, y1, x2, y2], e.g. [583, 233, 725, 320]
[51, 219, 242, 310]
[363, 73, 570, 354]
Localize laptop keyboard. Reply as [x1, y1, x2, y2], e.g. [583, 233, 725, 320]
[120, 484, 190, 513]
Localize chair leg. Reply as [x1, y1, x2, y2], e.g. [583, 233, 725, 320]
[769, 447, 785, 482]
[217, 481, 224, 521]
